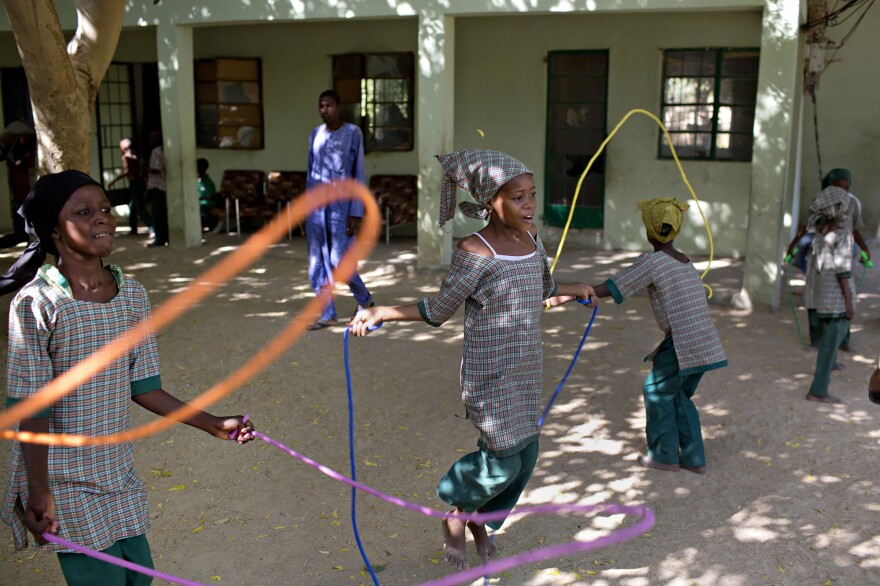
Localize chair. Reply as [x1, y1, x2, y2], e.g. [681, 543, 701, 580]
[220, 170, 265, 236]
[263, 171, 307, 239]
[369, 174, 418, 245]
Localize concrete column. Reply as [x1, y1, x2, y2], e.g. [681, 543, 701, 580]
[740, 0, 802, 309]
[155, 22, 201, 249]
[417, 12, 455, 268]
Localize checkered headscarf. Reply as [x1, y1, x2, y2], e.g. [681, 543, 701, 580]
[808, 185, 849, 229]
[435, 149, 532, 226]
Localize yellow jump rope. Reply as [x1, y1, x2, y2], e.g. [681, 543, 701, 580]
[548, 108, 715, 299]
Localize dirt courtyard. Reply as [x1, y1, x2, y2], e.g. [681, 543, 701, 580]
[0, 231, 878, 586]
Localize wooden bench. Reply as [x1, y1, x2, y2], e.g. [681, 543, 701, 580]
[369, 174, 417, 245]
[219, 169, 265, 236]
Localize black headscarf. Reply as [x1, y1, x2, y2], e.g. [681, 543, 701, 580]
[0, 170, 103, 296]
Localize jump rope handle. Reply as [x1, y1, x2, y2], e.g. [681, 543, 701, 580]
[348, 323, 383, 333]
[783, 246, 798, 265]
[576, 297, 593, 307]
[860, 250, 873, 268]
[228, 414, 252, 441]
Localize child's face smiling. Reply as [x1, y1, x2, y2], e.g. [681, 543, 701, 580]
[488, 173, 536, 232]
[53, 184, 117, 259]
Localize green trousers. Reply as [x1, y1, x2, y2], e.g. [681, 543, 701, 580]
[809, 308, 850, 349]
[57, 534, 153, 586]
[436, 440, 539, 530]
[809, 316, 849, 398]
[643, 338, 705, 468]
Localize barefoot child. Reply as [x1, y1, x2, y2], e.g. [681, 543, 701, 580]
[0, 171, 255, 585]
[803, 185, 855, 404]
[554, 198, 726, 473]
[349, 149, 596, 570]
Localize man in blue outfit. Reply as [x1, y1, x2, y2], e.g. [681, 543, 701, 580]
[305, 90, 374, 330]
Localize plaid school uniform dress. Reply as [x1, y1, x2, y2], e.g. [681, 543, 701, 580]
[418, 232, 556, 527]
[807, 228, 854, 397]
[2, 265, 162, 553]
[605, 251, 726, 467]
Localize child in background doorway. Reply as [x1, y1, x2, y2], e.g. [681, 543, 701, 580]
[350, 149, 597, 571]
[0, 171, 255, 586]
[552, 197, 727, 474]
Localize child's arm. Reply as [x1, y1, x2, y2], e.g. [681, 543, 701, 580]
[132, 390, 255, 443]
[547, 283, 602, 307]
[348, 304, 422, 336]
[19, 417, 59, 544]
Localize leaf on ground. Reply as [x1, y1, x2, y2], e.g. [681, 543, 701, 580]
[363, 459, 379, 467]
[331, 565, 343, 570]
[429, 558, 439, 565]
[192, 526, 203, 533]
[169, 484, 186, 491]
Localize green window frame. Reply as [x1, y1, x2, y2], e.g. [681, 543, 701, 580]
[659, 48, 760, 161]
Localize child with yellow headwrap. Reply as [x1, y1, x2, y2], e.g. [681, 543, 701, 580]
[553, 197, 727, 473]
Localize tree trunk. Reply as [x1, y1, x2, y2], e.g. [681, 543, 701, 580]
[2, 0, 124, 174]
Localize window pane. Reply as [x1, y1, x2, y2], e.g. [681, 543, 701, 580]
[550, 52, 608, 76]
[715, 133, 753, 161]
[662, 105, 714, 132]
[215, 59, 259, 81]
[719, 77, 758, 104]
[665, 50, 716, 77]
[218, 104, 261, 127]
[549, 129, 605, 155]
[217, 81, 260, 104]
[722, 50, 760, 76]
[716, 106, 755, 133]
[661, 132, 712, 159]
[664, 77, 715, 104]
[367, 126, 412, 151]
[333, 54, 363, 79]
[549, 76, 606, 103]
[549, 103, 606, 130]
[365, 53, 414, 78]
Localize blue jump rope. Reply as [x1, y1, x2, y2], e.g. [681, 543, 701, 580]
[343, 298, 598, 585]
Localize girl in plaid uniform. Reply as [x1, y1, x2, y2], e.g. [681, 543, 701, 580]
[349, 149, 596, 570]
[554, 198, 727, 473]
[803, 186, 855, 404]
[0, 171, 255, 586]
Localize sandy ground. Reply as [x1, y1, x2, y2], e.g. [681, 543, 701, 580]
[0, 229, 878, 586]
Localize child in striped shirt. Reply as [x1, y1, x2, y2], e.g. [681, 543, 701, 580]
[553, 198, 727, 473]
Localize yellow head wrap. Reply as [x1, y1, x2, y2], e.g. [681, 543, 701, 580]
[636, 197, 690, 243]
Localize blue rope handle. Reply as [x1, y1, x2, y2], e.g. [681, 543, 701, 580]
[344, 325, 382, 586]
[538, 299, 598, 428]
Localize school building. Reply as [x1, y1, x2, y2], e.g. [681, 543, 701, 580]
[0, 0, 876, 309]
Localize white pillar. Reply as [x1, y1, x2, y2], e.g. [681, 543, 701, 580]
[740, 0, 802, 309]
[417, 12, 455, 268]
[155, 22, 201, 249]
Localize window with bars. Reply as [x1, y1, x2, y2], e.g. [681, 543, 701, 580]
[195, 58, 264, 149]
[659, 48, 760, 161]
[96, 63, 134, 187]
[332, 52, 414, 152]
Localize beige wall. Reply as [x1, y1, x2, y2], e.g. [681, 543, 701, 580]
[191, 19, 418, 184]
[453, 11, 763, 257]
[798, 5, 879, 237]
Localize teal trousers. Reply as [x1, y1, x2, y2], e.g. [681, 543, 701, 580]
[643, 338, 705, 468]
[436, 440, 538, 530]
[57, 533, 153, 586]
[809, 316, 848, 398]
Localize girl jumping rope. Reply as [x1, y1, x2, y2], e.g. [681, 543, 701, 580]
[553, 198, 727, 473]
[349, 149, 597, 570]
[0, 171, 255, 586]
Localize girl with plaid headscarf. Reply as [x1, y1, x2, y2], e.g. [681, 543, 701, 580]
[349, 149, 596, 570]
[0, 171, 256, 585]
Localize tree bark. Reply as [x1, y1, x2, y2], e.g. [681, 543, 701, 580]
[2, 0, 124, 174]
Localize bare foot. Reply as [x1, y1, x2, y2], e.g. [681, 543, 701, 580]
[467, 520, 496, 563]
[638, 454, 680, 472]
[805, 392, 843, 404]
[442, 511, 468, 570]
